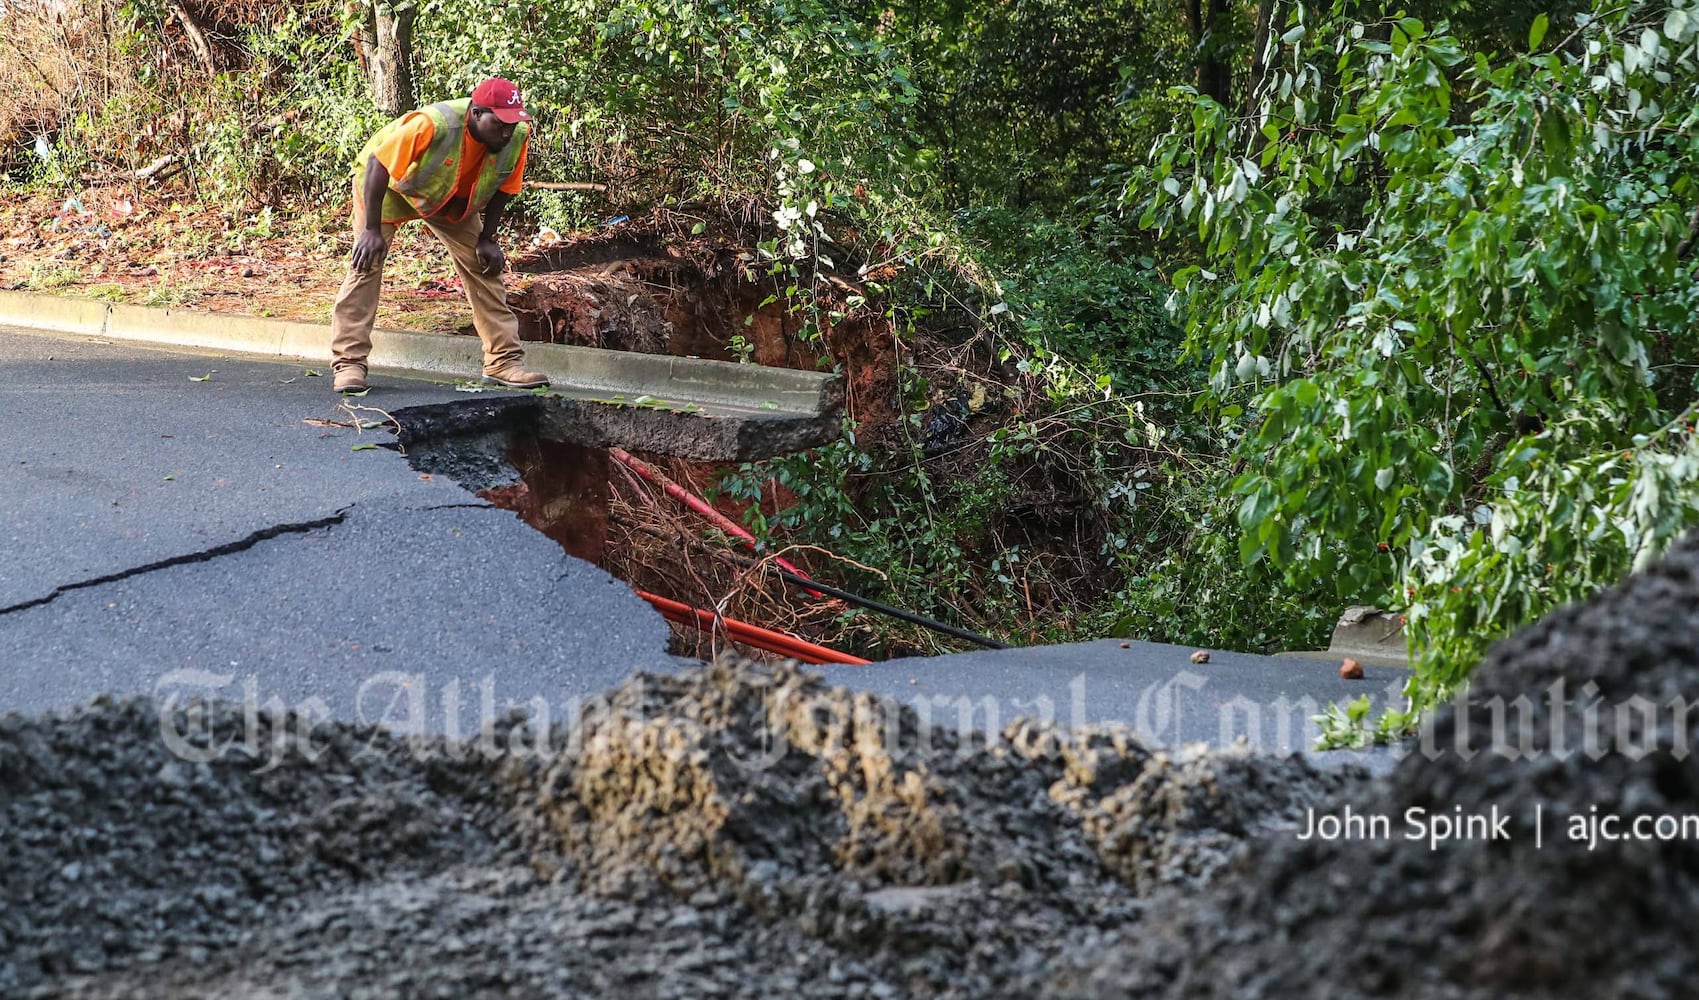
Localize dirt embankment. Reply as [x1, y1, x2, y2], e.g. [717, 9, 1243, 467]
[1, 662, 1353, 999]
[0, 191, 899, 438]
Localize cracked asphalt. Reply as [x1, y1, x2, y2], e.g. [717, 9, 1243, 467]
[0, 324, 1403, 761]
[0, 326, 676, 726]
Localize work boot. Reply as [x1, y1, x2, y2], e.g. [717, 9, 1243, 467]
[333, 363, 368, 394]
[484, 362, 550, 389]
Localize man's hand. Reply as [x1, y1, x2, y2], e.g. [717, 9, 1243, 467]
[475, 237, 506, 276]
[351, 230, 388, 273]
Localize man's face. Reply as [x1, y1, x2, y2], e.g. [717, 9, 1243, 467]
[467, 106, 518, 153]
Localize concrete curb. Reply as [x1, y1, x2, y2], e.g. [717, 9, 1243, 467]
[0, 290, 836, 417]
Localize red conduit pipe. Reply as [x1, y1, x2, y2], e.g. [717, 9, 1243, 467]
[639, 591, 866, 665]
[637, 590, 871, 666]
[608, 447, 824, 597]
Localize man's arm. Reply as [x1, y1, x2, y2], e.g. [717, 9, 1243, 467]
[351, 156, 391, 273]
[475, 190, 512, 276]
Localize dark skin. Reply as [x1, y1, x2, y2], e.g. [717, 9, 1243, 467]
[351, 105, 522, 275]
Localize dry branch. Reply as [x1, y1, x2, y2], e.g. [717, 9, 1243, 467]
[525, 181, 610, 193]
[82, 155, 183, 186]
[166, 1, 217, 73]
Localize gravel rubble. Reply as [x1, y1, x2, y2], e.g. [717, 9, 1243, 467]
[2, 660, 1355, 998]
[1060, 535, 1699, 1000]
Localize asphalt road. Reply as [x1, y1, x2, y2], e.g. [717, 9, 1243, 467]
[0, 324, 1405, 761]
[0, 326, 675, 732]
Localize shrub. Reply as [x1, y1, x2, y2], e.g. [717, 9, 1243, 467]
[1140, 1, 1699, 717]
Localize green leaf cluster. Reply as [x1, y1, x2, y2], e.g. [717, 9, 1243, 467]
[1140, 0, 1699, 709]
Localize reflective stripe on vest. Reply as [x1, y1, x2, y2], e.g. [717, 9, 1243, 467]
[356, 99, 529, 223]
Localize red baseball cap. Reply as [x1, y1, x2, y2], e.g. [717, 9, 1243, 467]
[471, 77, 532, 123]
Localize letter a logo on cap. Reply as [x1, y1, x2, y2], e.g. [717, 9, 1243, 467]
[472, 77, 533, 124]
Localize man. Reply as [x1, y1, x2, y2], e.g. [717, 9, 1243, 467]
[329, 77, 549, 394]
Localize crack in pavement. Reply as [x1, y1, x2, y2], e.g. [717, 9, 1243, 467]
[0, 505, 356, 617]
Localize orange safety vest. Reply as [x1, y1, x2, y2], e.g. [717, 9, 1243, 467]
[354, 99, 529, 223]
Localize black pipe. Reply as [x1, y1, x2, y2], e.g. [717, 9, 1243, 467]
[769, 567, 1010, 650]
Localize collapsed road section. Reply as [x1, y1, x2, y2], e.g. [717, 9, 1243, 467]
[387, 386, 873, 664]
[0, 323, 1408, 752]
[389, 391, 1012, 666]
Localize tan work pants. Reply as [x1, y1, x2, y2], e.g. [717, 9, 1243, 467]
[329, 186, 525, 375]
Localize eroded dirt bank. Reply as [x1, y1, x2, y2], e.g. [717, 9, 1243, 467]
[8, 535, 1699, 998]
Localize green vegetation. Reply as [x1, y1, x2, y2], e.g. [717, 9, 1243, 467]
[1142, 1, 1699, 731]
[8, 0, 1698, 740]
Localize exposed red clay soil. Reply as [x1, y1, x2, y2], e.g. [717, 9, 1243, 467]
[508, 234, 898, 434]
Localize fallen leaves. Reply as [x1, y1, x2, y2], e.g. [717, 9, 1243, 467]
[1340, 657, 1364, 680]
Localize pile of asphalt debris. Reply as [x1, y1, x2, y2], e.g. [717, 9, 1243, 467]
[1060, 536, 1699, 1000]
[6, 537, 1699, 998]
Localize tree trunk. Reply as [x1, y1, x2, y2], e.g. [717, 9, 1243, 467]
[1196, 0, 1233, 105]
[1185, 0, 1204, 62]
[1247, 0, 1277, 109]
[350, 2, 418, 116]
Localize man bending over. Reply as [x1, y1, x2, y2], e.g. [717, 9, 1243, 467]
[329, 77, 548, 394]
